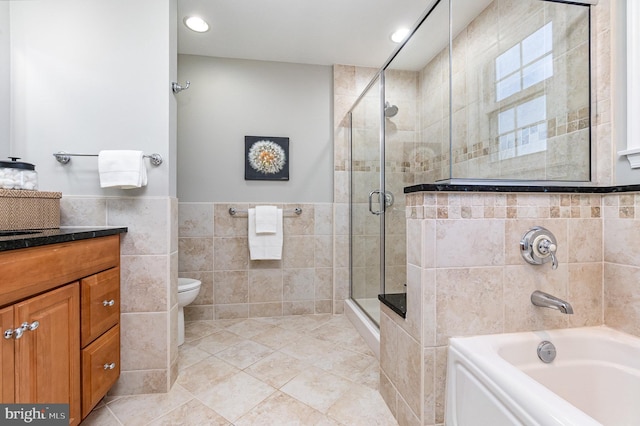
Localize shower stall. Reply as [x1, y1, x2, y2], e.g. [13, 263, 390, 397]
[346, 0, 592, 328]
[349, 72, 408, 327]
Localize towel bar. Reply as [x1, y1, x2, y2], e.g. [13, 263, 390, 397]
[53, 151, 163, 166]
[228, 207, 302, 216]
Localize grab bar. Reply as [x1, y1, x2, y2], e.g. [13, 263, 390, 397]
[53, 151, 163, 166]
[228, 207, 302, 216]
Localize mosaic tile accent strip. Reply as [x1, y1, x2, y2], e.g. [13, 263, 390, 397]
[407, 192, 606, 220]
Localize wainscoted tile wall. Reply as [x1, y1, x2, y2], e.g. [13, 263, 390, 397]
[178, 203, 334, 320]
[384, 192, 605, 425]
[603, 194, 640, 337]
[60, 195, 179, 395]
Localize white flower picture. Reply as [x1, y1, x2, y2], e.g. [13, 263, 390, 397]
[248, 140, 286, 174]
[245, 136, 289, 180]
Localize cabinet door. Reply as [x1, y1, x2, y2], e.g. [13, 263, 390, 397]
[81, 267, 120, 347]
[14, 283, 80, 426]
[0, 306, 14, 402]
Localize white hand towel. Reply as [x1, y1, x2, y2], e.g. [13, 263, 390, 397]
[98, 150, 147, 189]
[248, 208, 283, 260]
[255, 205, 278, 234]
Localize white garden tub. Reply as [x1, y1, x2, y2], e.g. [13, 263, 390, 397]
[445, 326, 640, 426]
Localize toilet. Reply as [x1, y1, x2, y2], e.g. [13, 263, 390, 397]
[177, 277, 202, 346]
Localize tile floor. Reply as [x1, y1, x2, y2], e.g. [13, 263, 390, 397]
[83, 314, 398, 425]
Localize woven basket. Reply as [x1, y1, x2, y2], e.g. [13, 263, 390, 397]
[0, 189, 61, 230]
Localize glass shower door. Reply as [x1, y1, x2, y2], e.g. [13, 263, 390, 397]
[350, 74, 384, 325]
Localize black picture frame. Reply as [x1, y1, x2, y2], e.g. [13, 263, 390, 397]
[244, 136, 290, 181]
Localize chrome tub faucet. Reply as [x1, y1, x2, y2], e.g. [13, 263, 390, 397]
[531, 290, 574, 314]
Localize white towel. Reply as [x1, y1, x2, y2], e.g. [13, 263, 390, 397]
[98, 150, 147, 189]
[255, 205, 278, 234]
[248, 208, 283, 260]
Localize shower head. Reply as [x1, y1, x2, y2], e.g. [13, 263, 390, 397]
[385, 101, 398, 118]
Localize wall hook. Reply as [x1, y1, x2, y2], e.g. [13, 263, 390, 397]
[172, 80, 190, 93]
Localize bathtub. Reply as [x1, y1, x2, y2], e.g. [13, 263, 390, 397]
[445, 326, 640, 426]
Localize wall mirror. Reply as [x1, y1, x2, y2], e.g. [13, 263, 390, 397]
[384, 0, 592, 183]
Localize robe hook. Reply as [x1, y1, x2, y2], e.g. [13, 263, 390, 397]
[172, 80, 190, 93]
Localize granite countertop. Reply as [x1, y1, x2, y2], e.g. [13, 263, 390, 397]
[0, 227, 128, 251]
[404, 182, 640, 194]
[378, 293, 407, 318]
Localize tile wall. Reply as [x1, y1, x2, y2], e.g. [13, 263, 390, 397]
[384, 192, 604, 424]
[178, 203, 334, 320]
[379, 191, 640, 426]
[60, 195, 179, 395]
[603, 194, 640, 337]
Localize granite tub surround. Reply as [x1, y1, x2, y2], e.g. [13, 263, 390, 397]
[60, 195, 179, 396]
[178, 202, 334, 320]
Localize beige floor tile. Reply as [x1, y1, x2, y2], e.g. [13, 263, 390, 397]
[197, 371, 276, 422]
[80, 405, 121, 426]
[245, 351, 309, 388]
[280, 366, 353, 413]
[327, 382, 398, 426]
[313, 346, 378, 382]
[215, 339, 274, 369]
[184, 321, 223, 342]
[279, 335, 336, 363]
[250, 326, 301, 349]
[147, 398, 229, 426]
[275, 314, 332, 332]
[234, 391, 341, 426]
[356, 362, 382, 390]
[225, 318, 277, 338]
[92, 314, 393, 425]
[176, 356, 239, 394]
[106, 384, 193, 426]
[177, 342, 212, 372]
[193, 330, 245, 355]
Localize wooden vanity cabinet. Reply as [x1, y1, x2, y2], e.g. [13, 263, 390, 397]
[80, 267, 121, 418]
[15, 283, 81, 424]
[0, 234, 122, 426]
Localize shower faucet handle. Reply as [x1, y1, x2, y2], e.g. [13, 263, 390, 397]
[520, 226, 559, 270]
[537, 238, 558, 270]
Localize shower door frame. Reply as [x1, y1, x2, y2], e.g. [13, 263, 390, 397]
[349, 71, 388, 326]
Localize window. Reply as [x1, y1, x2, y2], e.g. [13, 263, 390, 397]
[495, 23, 553, 160]
[495, 22, 553, 102]
[498, 95, 548, 160]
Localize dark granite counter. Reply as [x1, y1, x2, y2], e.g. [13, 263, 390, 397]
[0, 227, 127, 251]
[404, 183, 640, 194]
[378, 293, 407, 318]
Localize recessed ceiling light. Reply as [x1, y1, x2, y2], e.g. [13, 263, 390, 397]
[184, 16, 210, 33]
[391, 28, 410, 43]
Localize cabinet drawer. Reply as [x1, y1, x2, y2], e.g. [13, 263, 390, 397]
[81, 324, 119, 419]
[81, 267, 119, 347]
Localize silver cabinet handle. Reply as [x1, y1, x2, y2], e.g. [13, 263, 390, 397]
[13, 327, 24, 339]
[12, 321, 39, 340]
[3, 329, 13, 339]
[102, 300, 115, 307]
[103, 362, 116, 370]
[21, 321, 39, 331]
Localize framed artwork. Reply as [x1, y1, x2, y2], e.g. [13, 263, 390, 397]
[244, 136, 289, 181]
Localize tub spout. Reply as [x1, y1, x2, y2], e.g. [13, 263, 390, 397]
[531, 290, 573, 314]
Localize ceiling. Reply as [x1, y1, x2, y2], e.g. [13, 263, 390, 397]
[177, 0, 433, 68]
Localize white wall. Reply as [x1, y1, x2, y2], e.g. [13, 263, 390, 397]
[0, 2, 9, 159]
[177, 55, 333, 202]
[614, 0, 639, 184]
[10, 0, 175, 197]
